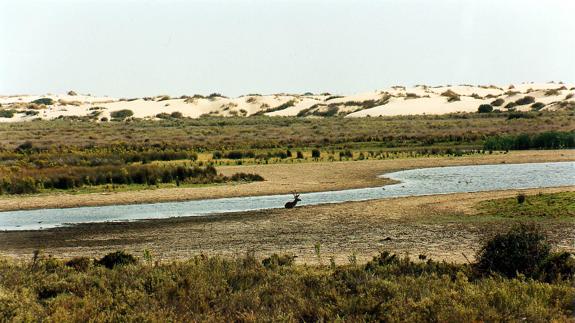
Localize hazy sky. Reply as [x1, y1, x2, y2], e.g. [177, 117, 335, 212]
[1, 0, 574, 97]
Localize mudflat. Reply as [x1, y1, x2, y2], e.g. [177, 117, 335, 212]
[1, 187, 573, 263]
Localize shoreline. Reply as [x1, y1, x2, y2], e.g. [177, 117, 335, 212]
[0, 150, 573, 212]
[1, 186, 573, 263]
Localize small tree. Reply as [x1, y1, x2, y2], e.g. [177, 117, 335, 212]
[517, 193, 526, 204]
[311, 149, 321, 159]
[476, 224, 550, 278]
[477, 104, 493, 113]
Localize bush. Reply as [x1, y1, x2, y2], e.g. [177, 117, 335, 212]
[339, 150, 353, 158]
[97, 251, 138, 269]
[517, 193, 526, 204]
[296, 151, 304, 159]
[507, 112, 534, 120]
[483, 131, 575, 151]
[212, 151, 223, 159]
[110, 109, 134, 120]
[504, 102, 517, 110]
[536, 252, 575, 283]
[475, 224, 550, 278]
[491, 98, 505, 107]
[0, 110, 15, 118]
[515, 96, 535, 106]
[477, 104, 493, 113]
[531, 102, 546, 111]
[311, 149, 321, 158]
[170, 111, 183, 118]
[65, 257, 93, 271]
[31, 98, 54, 105]
[228, 173, 264, 182]
[262, 254, 295, 270]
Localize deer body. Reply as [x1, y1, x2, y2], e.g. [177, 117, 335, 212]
[284, 194, 301, 209]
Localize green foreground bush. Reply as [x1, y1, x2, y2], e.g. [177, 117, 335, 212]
[1, 225, 574, 321]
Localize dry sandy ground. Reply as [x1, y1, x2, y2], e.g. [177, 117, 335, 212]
[1, 83, 573, 120]
[0, 187, 573, 264]
[0, 150, 573, 212]
[0, 150, 573, 263]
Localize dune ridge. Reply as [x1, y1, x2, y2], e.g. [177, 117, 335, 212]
[0, 83, 573, 122]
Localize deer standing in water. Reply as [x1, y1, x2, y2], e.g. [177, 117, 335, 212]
[284, 193, 301, 209]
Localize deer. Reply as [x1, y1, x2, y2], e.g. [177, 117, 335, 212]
[284, 193, 301, 209]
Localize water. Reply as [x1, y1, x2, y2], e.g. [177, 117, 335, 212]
[0, 162, 573, 231]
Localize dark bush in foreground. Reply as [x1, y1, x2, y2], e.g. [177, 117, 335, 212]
[261, 253, 295, 269]
[537, 252, 575, 283]
[1, 242, 574, 321]
[311, 149, 321, 158]
[517, 193, 526, 204]
[97, 251, 138, 269]
[477, 104, 493, 113]
[65, 257, 93, 271]
[476, 224, 550, 278]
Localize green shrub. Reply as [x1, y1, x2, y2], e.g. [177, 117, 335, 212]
[504, 102, 517, 110]
[536, 252, 575, 283]
[477, 104, 493, 113]
[262, 254, 295, 269]
[515, 96, 535, 106]
[517, 193, 526, 204]
[0, 110, 15, 118]
[311, 149, 321, 158]
[31, 98, 54, 105]
[339, 150, 353, 158]
[483, 131, 575, 150]
[531, 102, 546, 111]
[97, 251, 138, 269]
[475, 224, 550, 278]
[110, 109, 134, 120]
[65, 257, 93, 271]
[491, 98, 505, 106]
[228, 173, 264, 182]
[507, 112, 534, 120]
[170, 111, 183, 118]
[212, 151, 223, 159]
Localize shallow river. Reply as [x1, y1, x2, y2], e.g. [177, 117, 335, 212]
[0, 162, 573, 231]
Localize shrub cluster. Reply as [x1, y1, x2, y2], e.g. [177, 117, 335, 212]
[3, 226, 574, 322]
[477, 104, 493, 113]
[483, 131, 575, 150]
[110, 109, 134, 120]
[0, 164, 264, 194]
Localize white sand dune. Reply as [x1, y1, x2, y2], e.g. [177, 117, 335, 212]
[0, 83, 573, 122]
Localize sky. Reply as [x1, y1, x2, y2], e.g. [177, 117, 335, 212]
[1, 0, 574, 97]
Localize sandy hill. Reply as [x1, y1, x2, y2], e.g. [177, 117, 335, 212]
[0, 83, 573, 122]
